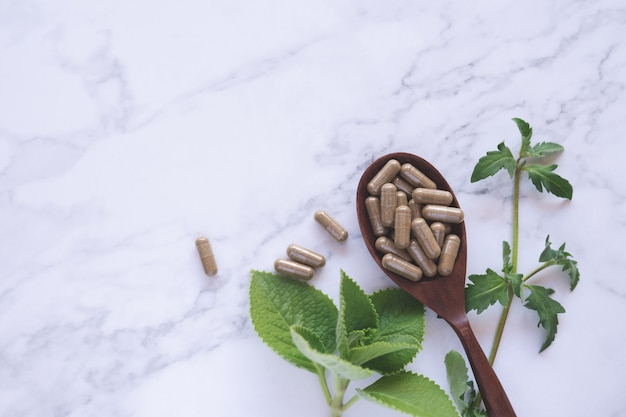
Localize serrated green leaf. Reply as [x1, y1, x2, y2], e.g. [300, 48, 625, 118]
[358, 372, 460, 417]
[470, 142, 516, 182]
[513, 118, 533, 156]
[539, 236, 580, 290]
[523, 164, 573, 200]
[502, 241, 513, 274]
[249, 270, 337, 373]
[363, 289, 425, 374]
[524, 284, 566, 352]
[507, 272, 523, 298]
[349, 340, 418, 366]
[290, 326, 374, 380]
[465, 270, 509, 314]
[445, 350, 470, 414]
[336, 270, 379, 357]
[529, 141, 564, 157]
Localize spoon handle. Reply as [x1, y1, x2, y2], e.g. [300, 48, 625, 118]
[452, 319, 517, 417]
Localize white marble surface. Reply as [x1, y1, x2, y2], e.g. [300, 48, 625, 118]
[2, 1, 625, 416]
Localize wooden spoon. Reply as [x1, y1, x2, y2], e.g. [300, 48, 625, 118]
[356, 152, 517, 417]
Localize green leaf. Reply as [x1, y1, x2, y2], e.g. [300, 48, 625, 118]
[523, 164, 573, 200]
[336, 271, 379, 357]
[523, 284, 566, 352]
[502, 241, 513, 274]
[465, 270, 509, 314]
[349, 340, 418, 366]
[363, 289, 425, 374]
[291, 326, 374, 380]
[529, 141, 564, 157]
[507, 272, 523, 298]
[470, 142, 516, 182]
[539, 236, 580, 290]
[358, 372, 460, 417]
[445, 351, 470, 414]
[513, 118, 533, 156]
[249, 270, 337, 373]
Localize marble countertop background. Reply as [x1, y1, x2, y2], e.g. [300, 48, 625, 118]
[2, 1, 625, 416]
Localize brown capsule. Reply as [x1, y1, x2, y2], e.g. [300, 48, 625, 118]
[367, 159, 401, 195]
[382, 253, 423, 282]
[411, 218, 441, 259]
[375, 236, 412, 261]
[314, 210, 349, 242]
[287, 244, 326, 268]
[274, 259, 315, 281]
[412, 188, 453, 206]
[195, 237, 218, 276]
[400, 163, 437, 189]
[407, 240, 438, 277]
[430, 222, 446, 248]
[396, 191, 408, 207]
[438, 234, 461, 276]
[421, 205, 465, 223]
[408, 199, 422, 219]
[392, 176, 414, 195]
[380, 183, 397, 228]
[365, 196, 387, 237]
[394, 205, 411, 249]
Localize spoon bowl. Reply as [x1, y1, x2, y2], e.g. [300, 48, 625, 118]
[357, 152, 516, 417]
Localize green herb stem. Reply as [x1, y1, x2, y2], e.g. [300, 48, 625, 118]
[316, 367, 332, 405]
[329, 373, 351, 417]
[523, 261, 554, 283]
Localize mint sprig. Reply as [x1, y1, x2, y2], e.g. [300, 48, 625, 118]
[250, 270, 459, 417]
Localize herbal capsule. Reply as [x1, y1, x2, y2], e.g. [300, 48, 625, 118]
[382, 253, 423, 282]
[422, 205, 465, 223]
[430, 222, 446, 248]
[314, 210, 349, 242]
[274, 258, 315, 281]
[412, 188, 453, 206]
[438, 234, 461, 276]
[400, 163, 437, 189]
[411, 218, 441, 259]
[394, 205, 411, 249]
[407, 240, 438, 277]
[392, 176, 414, 195]
[408, 199, 422, 219]
[365, 196, 387, 237]
[367, 159, 401, 195]
[287, 244, 326, 268]
[396, 191, 408, 207]
[195, 237, 218, 276]
[380, 183, 397, 227]
[375, 236, 412, 261]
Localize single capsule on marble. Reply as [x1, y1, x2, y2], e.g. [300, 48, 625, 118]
[394, 205, 411, 249]
[314, 210, 349, 242]
[422, 205, 465, 223]
[411, 217, 441, 259]
[412, 188, 453, 206]
[375, 236, 412, 261]
[287, 244, 326, 268]
[274, 258, 315, 281]
[396, 191, 408, 207]
[408, 199, 422, 219]
[367, 159, 401, 195]
[407, 239, 438, 277]
[392, 176, 414, 195]
[400, 163, 437, 189]
[430, 222, 447, 248]
[380, 183, 397, 228]
[195, 237, 218, 276]
[365, 196, 387, 237]
[382, 253, 423, 282]
[438, 234, 461, 276]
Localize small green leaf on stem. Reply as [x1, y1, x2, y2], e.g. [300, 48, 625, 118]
[523, 164, 573, 200]
[358, 372, 460, 417]
[529, 141, 564, 157]
[524, 285, 566, 352]
[465, 270, 509, 314]
[445, 351, 470, 413]
[470, 142, 516, 182]
[539, 236, 580, 290]
[513, 118, 533, 156]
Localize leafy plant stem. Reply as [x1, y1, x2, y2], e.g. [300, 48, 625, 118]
[329, 373, 352, 417]
[522, 262, 553, 283]
[316, 366, 333, 405]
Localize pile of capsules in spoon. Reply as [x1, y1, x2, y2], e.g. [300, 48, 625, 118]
[365, 159, 464, 282]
